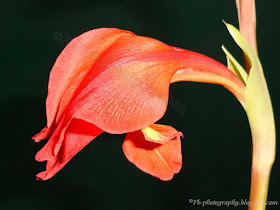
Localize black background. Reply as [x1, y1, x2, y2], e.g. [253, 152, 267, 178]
[1, 0, 279, 209]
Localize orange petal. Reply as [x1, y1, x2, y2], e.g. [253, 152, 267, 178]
[141, 124, 183, 144]
[32, 125, 52, 142]
[58, 36, 245, 134]
[35, 119, 103, 180]
[170, 49, 245, 106]
[33, 28, 247, 180]
[123, 127, 182, 181]
[35, 28, 133, 140]
[35, 28, 245, 137]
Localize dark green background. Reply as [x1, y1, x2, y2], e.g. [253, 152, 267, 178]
[1, 0, 279, 209]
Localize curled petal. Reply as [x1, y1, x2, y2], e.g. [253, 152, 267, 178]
[123, 127, 182, 181]
[35, 119, 103, 180]
[35, 28, 246, 136]
[141, 124, 183, 144]
[170, 50, 245, 106]
[32, 125, 52, 142]
[34, 28, 133, 140]
[59, 35, 245, 134]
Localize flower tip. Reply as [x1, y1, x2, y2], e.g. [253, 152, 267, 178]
[32, 134, 44, 142]
[36, 173, 46, 181]
[171, 131, 184, 141]
[36, 171, 54, 181]
[177, 131, 184, 139]
[35, 172, 44, 181]
[35, 152, 46, 162]
[31, 135, 38, 142]
[32, 126, 50, 142]
[32, 133, 42, 142]
[159, 175, 175, 181]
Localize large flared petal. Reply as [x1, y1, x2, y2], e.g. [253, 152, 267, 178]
[123, 126, 182, 181]
[56, 35, 245, 134]
[35, 28, 245, 138]
[35, 118, 103, 180]
[34, 28, 133, 140]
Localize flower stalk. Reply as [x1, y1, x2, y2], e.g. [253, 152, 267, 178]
[236, 0, 258, 73]
[236, 0, 258, 56]
[233, 0, 276, 209]
[32, 2, 275, 208]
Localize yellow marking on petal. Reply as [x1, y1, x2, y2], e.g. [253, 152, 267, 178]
[142, 126, 166, 143]
[141, 124, 183, 144]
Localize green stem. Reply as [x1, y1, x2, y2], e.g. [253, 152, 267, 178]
[248, 138, 275, 210]
[235, 1, 276, 210]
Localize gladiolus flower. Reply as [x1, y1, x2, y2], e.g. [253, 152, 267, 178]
[33, 28, 245, 181]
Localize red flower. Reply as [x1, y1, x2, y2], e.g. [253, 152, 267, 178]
[33, 28, 245, 181]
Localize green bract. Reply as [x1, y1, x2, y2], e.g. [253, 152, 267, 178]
[223, 22, 275, 168]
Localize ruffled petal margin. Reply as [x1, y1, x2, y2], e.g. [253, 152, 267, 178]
[35, 119, 103, 180]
